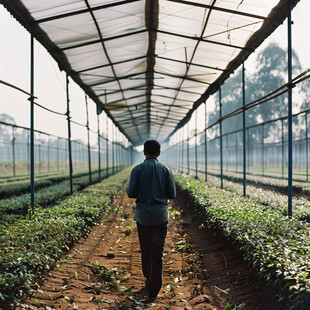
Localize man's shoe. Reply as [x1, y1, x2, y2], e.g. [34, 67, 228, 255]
[146, 295, 160, 303]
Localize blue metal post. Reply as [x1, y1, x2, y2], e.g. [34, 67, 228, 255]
[242, 62, 246, 197]
[219, 87, 223, 189]
[235, 134, 238, 172]
[47, 135, 50, 173]
[112, 125, 115, 174]
[106, 115, 109, 177]
[66, 71, 73, 194]
[282, 119, 285, 179]
[187, 122, 190, 175]
[38, 134, 41, 174]
[306, 113, 309, 182]
[97, 107, 101, 181]
[85, 95, 92, 184]
[195, 109, 198, 179]
[181, 127, 184, 173]
[287, 1, 293, 217]
[262, 124, 265, 176]
[12, 127, 16, 177]
[204, 102, 208, 181]
[27, 131, 30, 175]
[57, 137, 60, 171]
[30, 25, 35, 216]
[195, 110, 198, 179]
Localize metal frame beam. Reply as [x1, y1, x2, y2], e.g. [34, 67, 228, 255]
[90, 71, 147, 87]
[60, 29, 147, 51]
[98, 84, 147, 97]
[78, 56, 146, 74]
[154, 70, 211, 85]
[153, 84, 201, 95]
[156, 55, 225, 72]
[165, 0, 267, 20]
[36, 0, 141, 24]
[157, 29, 252, 51]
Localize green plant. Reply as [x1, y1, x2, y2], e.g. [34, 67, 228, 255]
[175, 175, 310, 310]
[0, 168, 131, 307]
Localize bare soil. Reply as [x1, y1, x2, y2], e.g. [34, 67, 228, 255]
[20, 185, 281, 310]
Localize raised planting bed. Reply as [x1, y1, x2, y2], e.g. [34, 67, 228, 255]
[0, 165, 122, 200]
[175, 175, 310, 310]
[0, 168, 130, 307]
[0, 166, 129, 226]
[202, 173, 310, 222]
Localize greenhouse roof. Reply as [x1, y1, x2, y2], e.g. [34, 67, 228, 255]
[2, 0, 299, 145]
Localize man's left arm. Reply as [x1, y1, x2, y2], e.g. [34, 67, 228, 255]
[167, 169, 176, 199]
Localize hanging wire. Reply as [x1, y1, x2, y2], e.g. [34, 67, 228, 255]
[0, 79, 37, 98]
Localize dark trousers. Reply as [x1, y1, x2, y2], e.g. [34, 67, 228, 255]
[137, 222, 168, 298]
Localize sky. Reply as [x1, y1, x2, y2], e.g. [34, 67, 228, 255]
[1, 1, 310, 147]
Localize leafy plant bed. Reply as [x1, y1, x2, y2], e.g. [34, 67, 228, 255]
[0, 166, 128, 225]
[0, 168, 130, 307]
[205, 168, 310, 198]
[175, 175, 310, 310]
[202, 172, 310, 221]
[0, 165, 122, 199]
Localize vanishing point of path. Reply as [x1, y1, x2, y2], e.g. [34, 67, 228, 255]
[20, 185, 280, 310]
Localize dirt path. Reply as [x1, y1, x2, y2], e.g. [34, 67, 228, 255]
[21, 186, 280, 310]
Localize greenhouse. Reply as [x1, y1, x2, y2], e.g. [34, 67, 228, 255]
[0, 0, 309, 309]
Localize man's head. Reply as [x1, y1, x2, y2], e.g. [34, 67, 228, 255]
[144, 140, 161, 158]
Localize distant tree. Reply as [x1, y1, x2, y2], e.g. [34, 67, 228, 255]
[247, 43, 301, 126]
[203, 43, 302, 145]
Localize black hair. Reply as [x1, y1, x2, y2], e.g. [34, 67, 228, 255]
[144, 139, 161, 156]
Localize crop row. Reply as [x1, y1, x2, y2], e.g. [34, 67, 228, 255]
[204, 173, 310, 221]
[0, 166, 126, 226]
[0, 168, 130, 307]
[0, 166, 122, 199]
[206, 168, 310, 197]
[175, 175, 310, 310]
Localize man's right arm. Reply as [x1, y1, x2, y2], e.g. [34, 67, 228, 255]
[126, 167, 139, 198]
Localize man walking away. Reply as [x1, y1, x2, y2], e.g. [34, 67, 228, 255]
[126, 139, 176, 301]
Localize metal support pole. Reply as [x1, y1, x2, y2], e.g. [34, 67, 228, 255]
[115, 131, 117, 172]
[181, 127, 184, 173]
[112, 125, 115, 175]
[226, 135, 228, 172]
[204, 102, 208, 181]
[97, 107, 101, 181]
[242, 62, 246, 197]
[106, 115, 109, 177]
[117, 132, 120, 172]
[306, 112, 309, 182]
[177, 131, 180, 171]
[235, 134, 238, 172]
[27, 131, 30, 175]
[187, 122, 190, 175]
[195, 110, 198, 179]
[85, 95, 92, 184]
[30, 25, 35, 215]
[57, 138, 60, 171]
[38, 135, 41, 174]
[12, 127, 16, 177]
[219, 87, 223, 189]
[287, 1, 293, 217]
[282, 119, 285, 179]
[48, 135, 50, 173]
[66, 71, 73, 194]
[262, 124, 265, 176]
